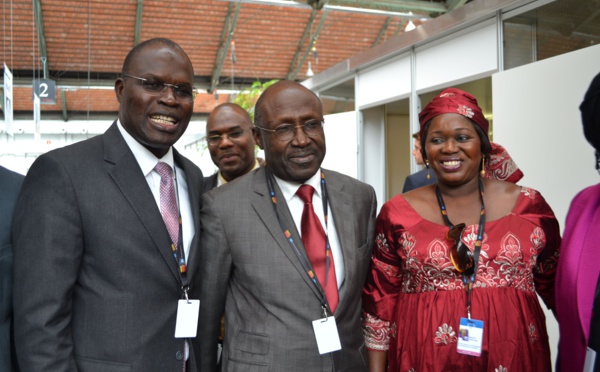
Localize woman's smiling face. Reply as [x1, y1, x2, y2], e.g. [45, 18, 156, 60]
[424, 113, 482, 186]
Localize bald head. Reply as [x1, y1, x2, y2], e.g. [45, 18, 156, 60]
[253, 80, 326, 183]
[205, 103, 256, 182]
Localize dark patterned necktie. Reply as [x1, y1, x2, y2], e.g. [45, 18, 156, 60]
[154, 162, 179, 248]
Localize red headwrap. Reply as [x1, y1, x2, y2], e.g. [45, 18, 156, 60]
[483, 143, 523, 184]
[419, 88, 489, 139]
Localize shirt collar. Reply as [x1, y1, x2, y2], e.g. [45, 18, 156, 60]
[117, 119, 175, 176]
[273, 169, 322, 204]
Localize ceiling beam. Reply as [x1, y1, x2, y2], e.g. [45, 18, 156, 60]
[286, 9, 327, 80]
[220, 0, 435, 18]
[33, 0, 49, 78]
[209, 2, 241, 93]
[286, 9, 318, 80]
[446, 0, 468, 12]
[61, 89, 68, 122]
[326, 0, 447, 14]
[134, 0, 144, 45]
[372, 17, 392, 47]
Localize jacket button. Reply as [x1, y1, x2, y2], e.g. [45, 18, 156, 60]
[175, 351, 184, 360]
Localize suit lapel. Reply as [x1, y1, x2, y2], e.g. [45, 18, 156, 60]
[103, 123, 181, 283]
[250, 168, 325, 302]
[175, 151, 202, 281]
[323, 170, 357, 314]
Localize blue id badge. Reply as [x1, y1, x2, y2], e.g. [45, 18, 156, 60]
[456, 317, 483, 356]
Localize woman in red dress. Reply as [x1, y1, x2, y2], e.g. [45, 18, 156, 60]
[362, 88, 560, 371]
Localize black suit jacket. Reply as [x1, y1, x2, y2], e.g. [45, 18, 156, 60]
[0, 166, 23, 372]
[202, 173, 218, 194]
[13, 123, 203, 372]
[402, 168, 437, 193]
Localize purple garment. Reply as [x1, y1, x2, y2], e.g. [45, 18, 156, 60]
[556, 183, 600, 372]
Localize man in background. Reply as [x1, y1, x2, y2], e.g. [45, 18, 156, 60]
[199, 80, 377, 371]
[13, 38, 203, 371]
[402, 132, 436, 192]
[0, 165, 23, 372]
[202, 103, 262, 193]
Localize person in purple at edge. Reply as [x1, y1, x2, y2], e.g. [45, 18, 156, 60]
[556, 71, 600, 372]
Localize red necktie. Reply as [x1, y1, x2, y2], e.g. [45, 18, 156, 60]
[154, 162, 179, 248]
[296, 185, 339, 313]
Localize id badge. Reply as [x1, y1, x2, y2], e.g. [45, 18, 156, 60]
[456, 317, 484, 357]
[312, 316, 342, 354]
[174, 299, 200, 338]
[584, 346, 597, 372]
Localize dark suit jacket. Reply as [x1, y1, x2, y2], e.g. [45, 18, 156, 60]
[12, 123, 203, 372]
[402, 168, 437, 193]
[0, 166, 23, 372]
[199, 167, 377, 372]
[202, 173, 218, 194]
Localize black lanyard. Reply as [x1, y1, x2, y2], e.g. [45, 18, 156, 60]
[264, 167, 334, 316]
[435, 179, 485, 319]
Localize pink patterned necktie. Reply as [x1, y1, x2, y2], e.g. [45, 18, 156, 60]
[154, 162, 179, 248]
[296, 184, 339, 313]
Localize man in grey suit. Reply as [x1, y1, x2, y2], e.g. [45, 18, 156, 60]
[13, 38, 203, 371]
[199, 80, 377, 371]
[0, 166, 23, 372]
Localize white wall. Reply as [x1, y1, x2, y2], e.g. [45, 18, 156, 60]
[356, 55, 411, 109]
[361, 107, 386, 210]
[493, 42, 600, 367]
[322, 111, 357, 178]
[416, 21, 498, 92]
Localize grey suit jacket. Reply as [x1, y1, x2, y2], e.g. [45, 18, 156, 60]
[199, 166, 377, 372]
[12, 123, 203, 372]
[0, 166, 23, 372]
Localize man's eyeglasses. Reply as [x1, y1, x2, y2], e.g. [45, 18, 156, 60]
[205, 129, 248, 146]
[122, 74, 197, 102]
[447, 223, 474, 274]
[255, 120, 324, 142]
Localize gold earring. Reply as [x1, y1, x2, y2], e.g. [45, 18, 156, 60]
[426, 160, 431, 180]
[480, 155, 486, 176]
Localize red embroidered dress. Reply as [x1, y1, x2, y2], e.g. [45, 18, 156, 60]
[362, 187, 560, 372]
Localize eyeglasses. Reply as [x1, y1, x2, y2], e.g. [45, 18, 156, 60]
[255, 120, 324, 142]
[447, 223, 474, 274]
[122, 74, 197, 102]
[205, 129, 249, 146]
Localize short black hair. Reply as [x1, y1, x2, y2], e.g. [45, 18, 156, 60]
[121, 38, 192, 76]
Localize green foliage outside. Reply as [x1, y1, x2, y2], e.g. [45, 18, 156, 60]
[232, 79, 279, 122]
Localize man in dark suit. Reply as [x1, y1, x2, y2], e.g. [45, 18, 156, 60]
[13, 38, 203, 371]
[402, 132, 436, 192]
[199, 80, 377, 371]
[0, 166, 23, 372]
[202, 103, 260, 194]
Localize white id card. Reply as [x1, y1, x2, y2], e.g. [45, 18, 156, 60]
[584, 346, 597, 372]
[312, 316, 342, 354]
[174, 299, 200, 338]
[456, 317, 484, 357]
